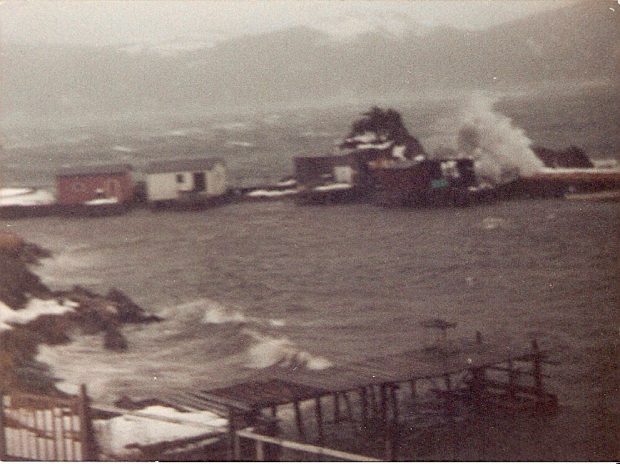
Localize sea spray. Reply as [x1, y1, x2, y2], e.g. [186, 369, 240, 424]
[457, 94, 544, 184]
[202, 301, 247, 324]
[243, 330, 332, 370]
[201, 300, 285, 327]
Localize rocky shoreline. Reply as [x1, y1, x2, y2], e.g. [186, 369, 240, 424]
[0, 232, 162, 395]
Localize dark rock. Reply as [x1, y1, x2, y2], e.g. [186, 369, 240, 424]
[0, 251, 50, 309]
[19, 242, 52, 264]
[533, 145, 594, 168]
[103, 327, 128, 351]
[106, 288, 163, 323]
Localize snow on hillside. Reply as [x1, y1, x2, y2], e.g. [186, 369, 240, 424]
[118, 34, 229, 56]
[315, 11, 428, 41]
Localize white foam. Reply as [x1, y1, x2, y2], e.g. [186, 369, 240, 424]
[482, 217, 508, 230]
[227, 141, 254, 147]
[112, 145, 135, 153]
[0, 298, 77, 331]
[244, 330, 332, 370]
[202, 302, 247, 324]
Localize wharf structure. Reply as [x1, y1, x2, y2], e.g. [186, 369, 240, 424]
[121, 329, 559, 461]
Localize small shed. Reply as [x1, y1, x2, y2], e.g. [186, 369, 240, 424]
[294, 149, 395, 189]
[293, 154, 353, 188]
[144, 158, 227, 206]
[56, 164, 134, 206]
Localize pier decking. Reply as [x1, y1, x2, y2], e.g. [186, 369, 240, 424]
[135, 333, 558, 460]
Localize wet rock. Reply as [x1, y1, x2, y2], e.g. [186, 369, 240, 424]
[0, 251, 50, 309]
[104, 327, 128, 351]
[106, 288, 163, 323]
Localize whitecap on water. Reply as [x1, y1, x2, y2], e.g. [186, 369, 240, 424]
[243, 330, 332, 370]
[481, 217, 508, 230]
[202, 301, 247, 324]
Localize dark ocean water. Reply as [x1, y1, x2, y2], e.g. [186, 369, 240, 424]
[1, 89, 619, 459]
[5, 198, 619, 460]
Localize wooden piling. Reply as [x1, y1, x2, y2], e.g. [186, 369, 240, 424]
[331, 393, 341, 423]
[370, 386, 378, 418]
[315, 397, 324, 444]
[444, 374, 452, 391]
[293, 401, 305, 440]
[390, 386, 399, 424]
[389, 385, 399, 461]
[531, 339, 545, 407]
[380, 385, 388, 429]
[0, 391, 6, 461]
[507, 359, 517, 400]
[343, 392, 355, 424]
[360, 387, 369, 427]
[409, 379, 417, 401]
[228, 410, 237, 460]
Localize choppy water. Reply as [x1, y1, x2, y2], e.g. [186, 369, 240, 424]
[2, 89, 619, 459]
[5, 197, 618, 458]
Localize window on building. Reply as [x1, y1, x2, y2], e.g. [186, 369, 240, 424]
[176, 173, 185, 183]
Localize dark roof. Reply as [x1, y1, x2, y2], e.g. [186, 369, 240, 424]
[56, 163, 133, 177]
[144, 158, 225, 174]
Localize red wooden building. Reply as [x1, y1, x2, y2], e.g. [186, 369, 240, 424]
[56, 164, 134, 206]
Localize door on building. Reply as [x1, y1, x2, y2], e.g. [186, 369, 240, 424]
[193, 172, 206, 192]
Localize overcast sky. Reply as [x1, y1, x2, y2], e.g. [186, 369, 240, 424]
[1, 0, 574, 46]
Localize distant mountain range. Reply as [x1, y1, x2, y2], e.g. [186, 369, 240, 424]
[2, 0, 618, 119]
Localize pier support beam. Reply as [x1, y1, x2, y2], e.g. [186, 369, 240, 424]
[531, 339, 545, 406]
[315, 397, 324, 444]
[360, 387, 369, 429]
[343, 392, 354, 424]
[293, 401, 305, 440]
[409, 379, 417, 401]
[333, 393, 341, 423]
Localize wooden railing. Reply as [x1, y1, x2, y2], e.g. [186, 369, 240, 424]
[234, 428, 380, 462]
[0, 385, 95, 461]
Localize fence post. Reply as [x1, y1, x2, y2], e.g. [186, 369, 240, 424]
[78, 384, 95, 461]
[0, 391, 6, 460]
[255, 439, 264, 461]
[531, 339, 546, 408]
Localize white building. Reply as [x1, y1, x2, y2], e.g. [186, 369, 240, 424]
[144, 158, 227, 206]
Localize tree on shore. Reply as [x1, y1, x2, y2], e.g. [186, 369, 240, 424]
[340, 106, 425, 159]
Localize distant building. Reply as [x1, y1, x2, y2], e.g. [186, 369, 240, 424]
[56, 164, 134, 206]
[144, 158, 227, 207]
[294, 148, 395, 190]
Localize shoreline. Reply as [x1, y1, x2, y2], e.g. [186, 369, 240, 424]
[0, 233, 161, 395]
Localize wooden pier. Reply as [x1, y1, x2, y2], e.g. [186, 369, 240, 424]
[150, 332, 559, 461]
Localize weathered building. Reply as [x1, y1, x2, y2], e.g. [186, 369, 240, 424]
[56, 164, 134, 206]
[144, 158, 227, 207]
